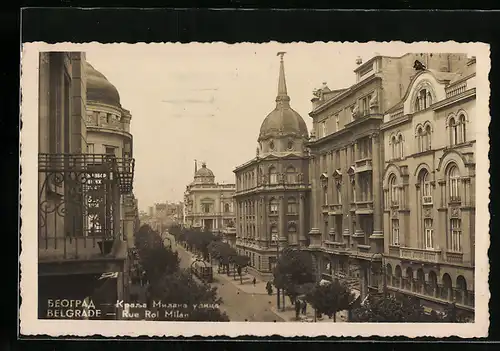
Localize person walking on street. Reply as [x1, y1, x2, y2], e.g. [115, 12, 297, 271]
[252, 277, 256, 286]
[301, 300, 307, 315]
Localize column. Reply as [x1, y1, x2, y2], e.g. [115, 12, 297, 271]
[254, 199, 259, 241]
[341, 147, 350, 240]
[279, 196, 286, 241]
[299, 194, 306, 244]
[310, 155, 318, 229]
[243, 201, 247, 239]
[371, 133, 383, 237]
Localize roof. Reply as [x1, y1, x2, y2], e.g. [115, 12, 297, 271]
[85, 62, 121, 108]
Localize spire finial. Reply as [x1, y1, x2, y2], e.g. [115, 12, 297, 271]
[194, 159, 198, 174]
[276, 52, 290, 105]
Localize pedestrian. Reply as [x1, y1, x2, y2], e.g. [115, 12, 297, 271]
[301, 300, 307, 315]
[295, 300, 301, 320]
[252, 277, 256, 286]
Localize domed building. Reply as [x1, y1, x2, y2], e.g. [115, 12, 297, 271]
[183, 161, 236, 236]
[84, 62, 137, 249]
[233, 53, 311, 278]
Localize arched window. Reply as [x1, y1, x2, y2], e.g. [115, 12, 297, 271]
[417, 126, 424, 153]
[391, 135, 397, 159]
[336, 184, 342, 205]
[287, 197, 297, 214]
[425, 124, 432, 151]
[389, 174, 398, 206]
[441, 273, 453, 301]
[419, 169, 432, 199]
[386, 264, 393, 286]
[269, 197, 278, 215]
[398, 134, 404, 158]
[224, 203, 230, 213]
[449, 117, 458, 146]
[286, 166, 296, 184]
[427, 271, 438, 297]
[405, 267, 413, 291]
[323, 186, 328, 205]
[456, 275, 468, 305]
[448, 165, 460, 200]
[269, 167, 277, 184]
[459, 114, 467, 143]
[395, 265, 402, 288]
[416, 269, 425, 294]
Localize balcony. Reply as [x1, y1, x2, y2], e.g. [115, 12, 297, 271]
[400, 247, 442, 263]
[445, 81, 467, 98]
[355, 158, 373, 173]
[324, 240, 349, 254]
[321, 204, 329, 214]
[445, 251, 464, 264]
[328, 204, 343, 214]
[38, 153, 128, 263]
[355, 201, 373, 214]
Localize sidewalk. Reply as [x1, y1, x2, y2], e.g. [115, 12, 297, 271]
[270, 303, 348, 323]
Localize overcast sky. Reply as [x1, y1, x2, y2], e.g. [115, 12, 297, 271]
[85, 43, 410, 210]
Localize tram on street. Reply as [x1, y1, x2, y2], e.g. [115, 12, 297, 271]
[191, 260, 213, 283]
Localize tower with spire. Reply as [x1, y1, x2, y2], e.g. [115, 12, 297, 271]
[257, 52, 309, 157]
[232, 53, 311, 277]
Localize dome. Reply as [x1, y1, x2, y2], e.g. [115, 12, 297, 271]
[195, 162, 215, 178]
[85, 62, 121, 108]
[258, 53, 308, 141]
[259, 106, 308, 140]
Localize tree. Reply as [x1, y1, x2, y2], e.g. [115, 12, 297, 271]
[139, 245, 180, 283]
[349, 293, 467, 322]
[273, 247, 315, 304]
[232, 254, 250, 284]
[306, 280, 354, 322]
[148, 269, 230, 321]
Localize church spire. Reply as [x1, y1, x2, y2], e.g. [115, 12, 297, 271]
[276, 52, 290, 106]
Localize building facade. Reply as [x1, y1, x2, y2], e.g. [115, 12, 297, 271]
[183, 161, 236, 234]
[85, 62, 137, 249]
[37, 52, 135, 319]
[306, 53, 469, 300]
[234, 53, 310, 278]
[381, 56, 476, 318]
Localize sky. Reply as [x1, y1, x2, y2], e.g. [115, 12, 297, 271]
[85, 43, 409, 210]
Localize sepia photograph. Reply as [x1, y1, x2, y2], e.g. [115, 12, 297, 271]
[20, 41, 490, 337]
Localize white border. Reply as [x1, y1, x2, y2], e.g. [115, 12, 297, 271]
[20, 41, 490, 337]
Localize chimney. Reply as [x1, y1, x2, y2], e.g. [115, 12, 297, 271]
[356, 57, 363, 65]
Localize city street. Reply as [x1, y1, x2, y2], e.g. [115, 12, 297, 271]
[177, 246, 284, 322]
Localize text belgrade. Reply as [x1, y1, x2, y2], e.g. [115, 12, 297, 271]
[46, 299, 101, 318]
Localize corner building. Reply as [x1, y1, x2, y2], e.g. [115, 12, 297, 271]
[234, 53, 310, 278]
[381, 56, 476, 319]
[306, 53, 468, 300]
[183, 161, 236, 234]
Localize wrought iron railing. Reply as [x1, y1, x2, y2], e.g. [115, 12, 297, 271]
[38, 153, 130, 260]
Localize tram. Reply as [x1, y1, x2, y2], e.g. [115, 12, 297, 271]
[191, 260, 213, 283]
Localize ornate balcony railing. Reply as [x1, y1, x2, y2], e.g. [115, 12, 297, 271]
[38, 153, 126, 261]
[400, 247, 442, 263]
[445, 81, 467, 98]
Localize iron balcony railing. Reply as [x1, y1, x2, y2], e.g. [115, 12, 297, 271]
[38, 153, 134, 261]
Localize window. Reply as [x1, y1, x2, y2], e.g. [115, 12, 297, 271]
[336, 185, 342, 204]
[392, 219, 400, 246]
[420, 170, 432, 197]
[224, 203, 230, 213]
[424, 218, 434, 249]
[414, 89, 432, 112]
[321, 121, 327, 137]
[105, 146, 116, 156]
[269, 198, 278, 215]
[448, 165, 460, 201]
[398, 134, 404, 158]
[362, 94, 372, 116]
[287, 140, 294, 150]
[269, 141, 275, 150]
[425, 124, 432, 150]
[288, 225, 297, 244]
[459, 114, 467, 143]
[286, 166, 296, 184]
[449, 117, 459, 146]
[389, 174, 398, 206]
[203, 204, 211, 213]
[87, 143, 95, 154]
[323, 187, 328, 205]
[335, 114, 340, 131]
[450, 218, 462, 252]
[287, 197, 297, 214]
[392, 135, 397, 159]
[269, 167, 277, 184]
[271, 226, 278, 242]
